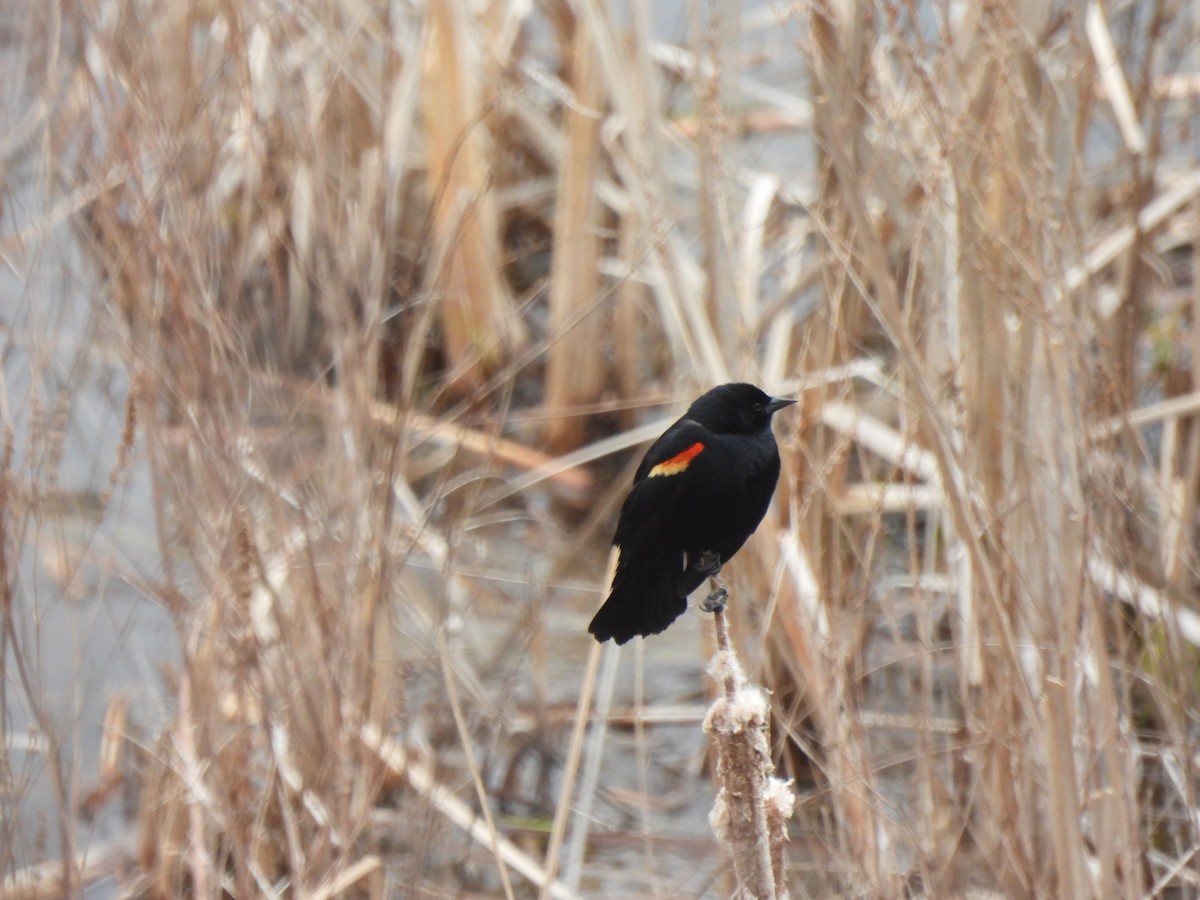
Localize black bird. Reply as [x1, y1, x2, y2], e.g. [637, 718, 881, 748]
[588, 383, 796, 644]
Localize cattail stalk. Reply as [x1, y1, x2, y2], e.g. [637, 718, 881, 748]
[705, 606, 793, 900]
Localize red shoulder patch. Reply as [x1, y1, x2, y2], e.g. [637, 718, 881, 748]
[648, 442, 705, 478]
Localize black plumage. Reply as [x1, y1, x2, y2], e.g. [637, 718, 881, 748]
[588, 383, 795, 644]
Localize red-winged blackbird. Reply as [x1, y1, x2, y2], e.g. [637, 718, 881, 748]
[589, 383, 796, 644]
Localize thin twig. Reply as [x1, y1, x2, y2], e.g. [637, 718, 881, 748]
[360, 724, 582, 900]
[562, 643, 621, 891]
[1086, 0, 1147, 155]
[538, 635, 603, 900]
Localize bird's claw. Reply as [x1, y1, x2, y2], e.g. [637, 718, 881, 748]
[694, 550, 722, 577]
[701, 586, 728, 613]
[694, 551, 727, 612]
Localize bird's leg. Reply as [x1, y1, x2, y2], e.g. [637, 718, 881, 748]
[690, 551, 726, 611]
[694, 551, 728, 612]
[693, 550, 722, 577]
[701, 574, 728, 613]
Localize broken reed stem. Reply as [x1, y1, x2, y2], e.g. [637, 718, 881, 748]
[705, 606, 793, 900]
[712, 605, 738, 699]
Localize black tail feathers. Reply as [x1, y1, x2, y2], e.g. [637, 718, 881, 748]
[588, 563, 688, 645]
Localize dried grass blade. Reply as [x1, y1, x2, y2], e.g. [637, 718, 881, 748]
[1064, 170, 1200, 307]
[561, 641, 621, 892]
[1, 837, 131, 900]
[360, 391, 594, 493]
[491, 415, 669, 502]
[832, 482, 944, 515]
[1087, 548, 1200, 647]
[819, 401, 940, 483]
[1041, 681, 1089, 898]
[307, 856, 381, 900]
[1086, 1, 1147, 156]
[543, 27, 606, 449]
[436, 628, 518, 900]
[777, 530, 829, 641]
[1090, 388, 1200, 440]
[577, 0, 729, 383]
[422, 0, 523, 383]
[739, 174, 779, 327]
[360, 724, 582, 900]
[538, 638, 604, 900]
[648, 41, 813, 127]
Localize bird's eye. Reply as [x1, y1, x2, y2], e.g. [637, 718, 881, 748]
[754, 402, 765, 412]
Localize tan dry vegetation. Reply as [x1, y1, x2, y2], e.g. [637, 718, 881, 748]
[4, 0, 1200, 896]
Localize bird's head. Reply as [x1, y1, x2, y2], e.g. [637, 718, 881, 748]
[686, 383, 796, 434]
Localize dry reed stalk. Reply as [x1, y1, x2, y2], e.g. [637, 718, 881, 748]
[23, 0, 1200, 893]
[538, 638, 602, 900]
[1064, 169, 1200, 307]
[435, 627, 518, 900]
[559, 640, 620, 893]
[1087, 549, 1200, 646]
[793, 0, 1200, 890]
[307, 854, 382, 900]
[757, 521, 887, 887]
[542, 547, 617, 898]
[0, 437, 80, 892]
[694, 0, 738, 352]
[575, 0, 728, 384]
[790, 2, 900, 888]
[1091, 382, 1200, 438]
[360, 724, 583, 900]
[705, 607, 792, 900]
[739, 173, 780, 331]
[614, 204, 647, 401]
[1179, 193, 1200, 590]
[832, 482, 943, 515]
[1041, 679, 1090, 897]
[542, 22, 607, 451]
[127, 459, 418, 894]
[1, 838, 131, 900]
[946, 16, 1061, 886]
[1086, 0, 1148, 156]
[324, 376, 595, 494]
[422, 0, 524, 386]
[648, 41, 813, 130]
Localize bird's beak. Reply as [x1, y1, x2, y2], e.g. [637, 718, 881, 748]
[767, 396, 798, 414]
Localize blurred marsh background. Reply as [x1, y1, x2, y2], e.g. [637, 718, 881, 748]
[5, 0, 1200, 896]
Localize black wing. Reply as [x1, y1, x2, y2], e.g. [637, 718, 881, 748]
[589, 419, 712, 642]
[613, 418, 710, 565]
